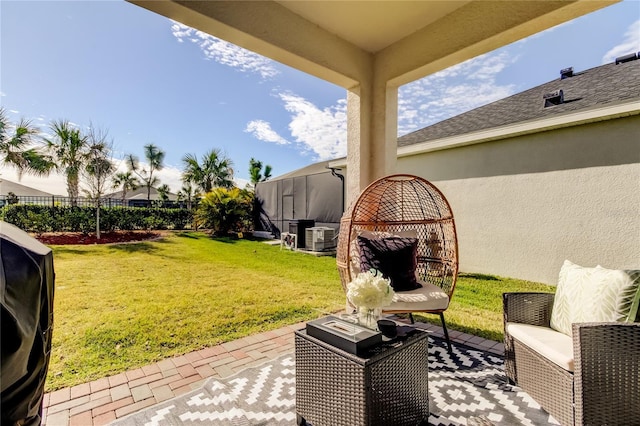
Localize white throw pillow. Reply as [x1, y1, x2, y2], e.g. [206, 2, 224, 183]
[550, 260, 640, 336]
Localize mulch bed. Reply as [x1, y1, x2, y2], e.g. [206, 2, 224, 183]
[35, 231, 163, 245]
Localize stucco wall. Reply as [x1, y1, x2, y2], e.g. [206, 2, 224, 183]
[398, 115, 640, 285]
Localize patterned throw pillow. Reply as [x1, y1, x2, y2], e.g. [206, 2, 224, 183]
[550, 260, 640, 336]
[357, 235, 421, 291]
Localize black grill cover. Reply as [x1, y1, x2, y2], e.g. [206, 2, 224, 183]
[1, 221, 55, 426]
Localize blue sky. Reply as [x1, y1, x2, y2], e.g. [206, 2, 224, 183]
[1, 0, 639, 195]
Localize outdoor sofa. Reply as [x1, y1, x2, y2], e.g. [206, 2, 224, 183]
[503, 261, 640, 426]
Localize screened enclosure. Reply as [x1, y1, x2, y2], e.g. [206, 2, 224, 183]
[254, 161, 344, 242]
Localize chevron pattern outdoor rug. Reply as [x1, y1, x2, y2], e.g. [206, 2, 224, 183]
[111, 337, 559, 426]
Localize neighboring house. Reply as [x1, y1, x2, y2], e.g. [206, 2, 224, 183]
[0, 179, 55, 198]
[262, 56, 640, 284]
[0, 180, 180, 208]
[106, 187, 179, 207]
[0, 179, 55, 206]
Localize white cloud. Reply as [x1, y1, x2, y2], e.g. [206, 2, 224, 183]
[170, 21, 279, 79]
[279, 93, 347, 161]
[249, 51, 516, 159]
[245, 120, 289, 145]
[398, 51, 517, 135]
[602, 19, 640, 64]
[154, 164, 184, 194]
[245, 93, 347, 161]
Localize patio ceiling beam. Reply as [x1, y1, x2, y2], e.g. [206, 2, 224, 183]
[128, 0, 371, 90]
[380, 0, 616, 87]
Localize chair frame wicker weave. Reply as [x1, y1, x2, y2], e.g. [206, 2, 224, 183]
[336, 174, 458, 351]
[503, 292, 640, 426]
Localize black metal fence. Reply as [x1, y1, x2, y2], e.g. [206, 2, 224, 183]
[0, 195, 193, 209]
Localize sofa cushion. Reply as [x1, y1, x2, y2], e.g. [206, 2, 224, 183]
[507, 323, 574, 372]
[357, 235, 421, 291]
[550, 260, 640, 336]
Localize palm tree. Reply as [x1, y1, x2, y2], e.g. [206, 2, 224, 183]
[196, 187, 252, 236]
[126, 143, 165, 204]
[182, 148, 234, 193]
[0, 107, 53, 178]
[156, 183, 171, 207]
[178, 181, 199, 210]
[83, 132, 115, 204]
[82, 132, 115, 239]
[45, 120, 89, 206]
[112, 171, 139, 206]
[249, 157, 272, 189]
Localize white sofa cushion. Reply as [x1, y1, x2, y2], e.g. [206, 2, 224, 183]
[507, 322, 574, 372]
[382, 281, 449, 312]
[550, 260, 640, 336]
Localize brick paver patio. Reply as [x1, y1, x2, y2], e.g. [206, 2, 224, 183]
[42, 318, 504, 426]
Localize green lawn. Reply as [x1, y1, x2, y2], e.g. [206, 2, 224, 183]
[413, 273, 554, 342]
[46, 232, 554, 391]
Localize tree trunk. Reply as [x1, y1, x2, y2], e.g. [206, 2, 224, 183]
[67, 173, 79, 207]
[96, 203, 101, 239]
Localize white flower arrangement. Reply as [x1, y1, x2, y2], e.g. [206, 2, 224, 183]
[346, 270, 395, 309]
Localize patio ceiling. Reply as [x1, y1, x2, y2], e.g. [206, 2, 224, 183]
[127, 0, 617, 200]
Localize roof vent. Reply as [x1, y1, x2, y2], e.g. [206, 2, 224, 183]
[543, 90, 564, 108]
[560, 67, 573, 79]
[615, 52, 638, 64]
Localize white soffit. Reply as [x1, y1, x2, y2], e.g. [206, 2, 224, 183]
[274, 1, 469, 53]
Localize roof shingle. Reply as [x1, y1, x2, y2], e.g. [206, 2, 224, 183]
[398, 59, 640, 147]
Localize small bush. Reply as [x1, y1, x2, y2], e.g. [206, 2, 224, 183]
[7, 192, 19, 205]
[0, 205, 194, 233]
[196, 188, 253, 236]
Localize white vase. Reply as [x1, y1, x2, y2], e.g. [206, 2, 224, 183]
[357, 306, 382, 330]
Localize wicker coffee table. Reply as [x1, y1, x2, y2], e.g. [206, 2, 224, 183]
[294, 326, 430, 426]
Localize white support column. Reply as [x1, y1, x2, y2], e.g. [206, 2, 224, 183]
[371, 81, 398, 182]
[346, 80, 398, 207]
[346, 89, 366, 210]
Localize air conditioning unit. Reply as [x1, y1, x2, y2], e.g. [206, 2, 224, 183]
[305, 227, 337, 252]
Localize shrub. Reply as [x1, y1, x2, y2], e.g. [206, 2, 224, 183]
[6, 192, 19, 205]
[0, 205, 194, 233]
[196, 188, 253, 236]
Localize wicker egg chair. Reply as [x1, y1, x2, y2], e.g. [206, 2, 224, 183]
[336, 174, 458, 351]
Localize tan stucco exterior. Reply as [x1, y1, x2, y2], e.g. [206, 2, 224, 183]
[398, 114, 640, 284]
